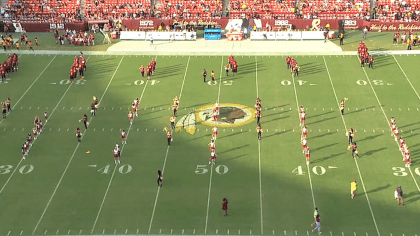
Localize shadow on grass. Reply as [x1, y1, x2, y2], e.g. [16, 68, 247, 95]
[312, 131, 337, 140]
[312, 152, 345, 164]
[220, 144, 249, 154]
[264, 129, 292, 139]
[366, 184, 392, 194]
[361, 147, 387, 156]
[358, 133, 383, 142]
[312, 142, 338, 152]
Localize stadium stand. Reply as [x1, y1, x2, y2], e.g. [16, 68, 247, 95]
[2, 0, 372, 22]
[374, 0, 420, 22]
[85, 0, 151, 20]
[4, 0, 82, 21]
[154, 0, 223, 19]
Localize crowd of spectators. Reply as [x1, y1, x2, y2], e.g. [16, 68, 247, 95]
[84, 0, 151, 20]
[373, 0, 420, 22]
[228, 0, 295, 19]
[228, 0, 370, 20]
[6, 0, 420, 23]
[2, 0, 82, 22]
[154, 0, 223, 19]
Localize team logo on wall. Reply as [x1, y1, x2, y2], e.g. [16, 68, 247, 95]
[175, 103, 255, 135]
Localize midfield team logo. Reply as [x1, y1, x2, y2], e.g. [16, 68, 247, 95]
[175, 103, 255, 135]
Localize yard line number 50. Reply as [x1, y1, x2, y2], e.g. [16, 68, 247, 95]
[195, 165, 228, 174]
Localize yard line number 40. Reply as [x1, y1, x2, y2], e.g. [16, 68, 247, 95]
[292, 166, 327, 175]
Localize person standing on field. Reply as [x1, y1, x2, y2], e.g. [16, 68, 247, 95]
[311, 207, 319, 227]
[363, 27, 368, 39]
[222, 198, 228, 216]
[396, 186, 404, 205]
[312, 215, 321, 234]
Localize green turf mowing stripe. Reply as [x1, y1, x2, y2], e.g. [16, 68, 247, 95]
[91, 67, 151, 234]
[148, 56, 191, 234]
[32, 56, 125, 235]
[0, 55, 56, 126]
[204, 56, 224, 235]
[255, 56, 264, 235]
[323, 56, 380, 236]
[0, 55, 90, 198]
[359, 63, 420, 194]
[291, 64, 317, 210]
[392, 55, 420, 101]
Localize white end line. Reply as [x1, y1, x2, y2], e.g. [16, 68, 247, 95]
[32, 56, 124, 235]
[323, 56, 380, 236]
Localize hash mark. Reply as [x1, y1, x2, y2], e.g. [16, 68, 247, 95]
[44, 230, 47, 235]
[284, 230, 286, 235]
[79, 230, 82, 234]
[250, 230, 252, 235]
[7, 231, 10, 236]
[125, 229, 128, 234]
[20, 231, 23, 235]
[159, 229, 162, 234]
[193, 229, 195, 234]
[171, 229, 173, 234]
[68, 230, 70, 234]
[216, 229, 218, 234]
[114, 230, 117, 234]
[295, 231, 297, 235]
[102, 229, 105, 234]
[13, 128, 15, 131]
[228, 230, 230, 235]
[137, 229, 139, 234]
[354, 232, 356, 236]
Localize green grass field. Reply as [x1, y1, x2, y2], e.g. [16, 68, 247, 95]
[0, 53, 419, 236]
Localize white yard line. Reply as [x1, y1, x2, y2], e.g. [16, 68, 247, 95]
[0, 55, 57, 125]
[392, 55, 420, 101]
[323, 56, 380, 236]
[290, 69, 316, 209]
[359, 64, 420, 194]
[255, 56, 264, 235]
[148, 56, 190, 234]
[91, 55, 156, 233]
[0, 55, 90, 196]
[91, 79, 149, 234]
[204, 56, 224, 235]
[32, 56, 125, 235]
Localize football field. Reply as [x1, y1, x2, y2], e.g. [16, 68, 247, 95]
[0, 53, 420, 236]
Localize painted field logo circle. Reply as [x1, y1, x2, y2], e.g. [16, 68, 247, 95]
[196, 103, 255, 127]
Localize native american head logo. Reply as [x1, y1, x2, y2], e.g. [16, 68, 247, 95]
[175, 103, 254, 135]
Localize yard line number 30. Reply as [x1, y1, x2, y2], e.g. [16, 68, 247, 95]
[392, 167, 420, 176]
[0, 165, 34, 175]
